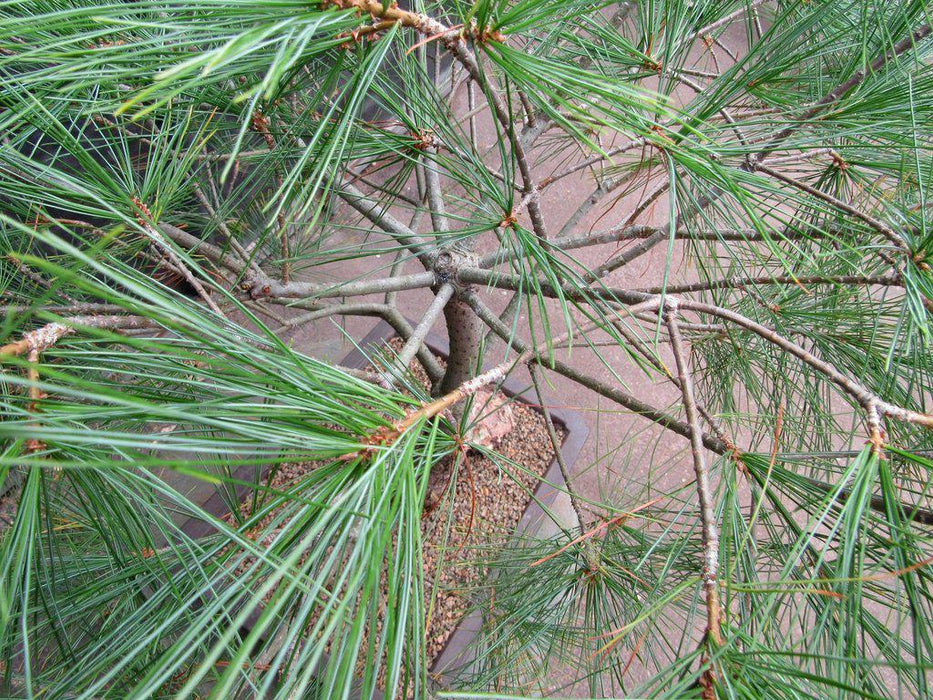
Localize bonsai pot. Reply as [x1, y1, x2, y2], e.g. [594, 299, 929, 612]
[342, 321, 588, 679]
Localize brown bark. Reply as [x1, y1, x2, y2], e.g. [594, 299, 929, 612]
[438, 296, 483, 396]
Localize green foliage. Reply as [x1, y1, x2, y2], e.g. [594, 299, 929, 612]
[1, 0, 932, 698]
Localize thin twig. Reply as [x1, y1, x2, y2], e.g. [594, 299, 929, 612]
[144, 224, 226, 317]
[454, 46, 551, 240]
[539, 138, 647, 191]
[687, 0, 770, 41]
[191, 183, 259, 274]
[249, 112, 292, 282]
[529, 363, 594, 560]
[754, 163, 910, 252]
[634, 273, 904, 295]
[423, 145, 450, 236]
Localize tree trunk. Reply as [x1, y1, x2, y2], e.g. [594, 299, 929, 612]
[437, 295, 483, 396]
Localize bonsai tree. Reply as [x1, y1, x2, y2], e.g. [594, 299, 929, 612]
[1, 0, 932, 697]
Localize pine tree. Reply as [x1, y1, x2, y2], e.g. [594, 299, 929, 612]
[1, 1, 932, 697]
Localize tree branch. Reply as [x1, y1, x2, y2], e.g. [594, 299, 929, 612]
[664, 301, 723, 646]
[529, 363, 593, 548]
[754, 163, 910, 252]
[274, 302, 393, 331]
[337, 180, 434, 264]
[675, 298, 933, 430]
[462, 291, 731, 451]
[687, 0, 770, 42]
[376, 309, 445, 384]
[458, 267, 649, 306]
[144, 223, 226, 317]
[753, 22, 932, 164]
[1, 316, 153, 357]
[634, 273, 904, 295]
[246, 270, 436, 301]
[450, 44, 551, 240]
[381, 284, 455, 389]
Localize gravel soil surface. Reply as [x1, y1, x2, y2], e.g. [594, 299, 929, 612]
[231, 338, 563, 682]
[0, 492, 16, 534]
